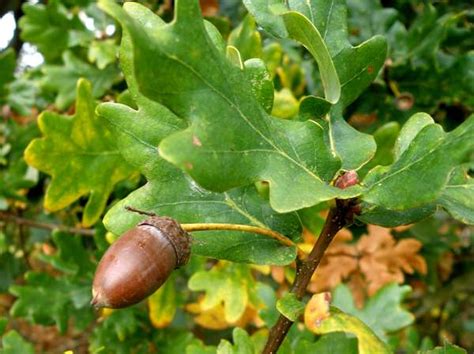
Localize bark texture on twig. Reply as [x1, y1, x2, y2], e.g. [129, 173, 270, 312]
[263, 198, 357, 354]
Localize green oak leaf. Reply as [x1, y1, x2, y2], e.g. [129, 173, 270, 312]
[0, 331, 34, 354]
[89, 307, 150, 353]
[243, 58, 274, 113]
[0, 49, 15, 100]
[362, 114, 474, 211]
[0, 317, 6, 335]
[439, 166, 474, 225]
[0, 252, 25, 292]
[303, 0, 386, 169]
[42, 51, 119, 110]
[346, 0, 398, 45]
[332, 283, 414, 341]
[244, 0, 387, 107]
[8, 230, 94, 333]
[154, 331, 205, 354]
[9, 272, 93, 334]
[0, 120, 39, 203]
[420, 342, 467, 354]
[245, 0, 386, 170]
[38, 231, 96, 276]
[19, 0, 92, 61]
[188, 263, 254, 323]
[284, 0, 387, 101]
[228, 14, 262, 61]
[242, 0, 287, 38]
[87, 39, 118, 70]
[226, 45, 243, 68]
[394, 113, 434, 159]
[306, 304, 390, 354]
[357, 203, 436, 228]
[25, 79, 134, 226]
[359, 121, 400, 178]
[216, 328, 254, 354]
[329, 108, 377, 170]
[187, 344, 217, 354]
[298, 95, 332, 121]
[294, 332, 358, 354]
[272, 88, 299, 119]
[6, 79, 38, 116]
[276, 292, 305, 322]
[281, 11, 341, 104]
[401, 5, 463, 68]
[99, 0, 362, 214]
[98, 2, 301, 265]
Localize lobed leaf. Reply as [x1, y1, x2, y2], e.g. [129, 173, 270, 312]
[188, 262, 254, 323]
[24, 79, 135, 226]
[276, 292, 305, 322]
[41, 51, 119, 110]
[9, 272, 93, 334]
[362, 114, 474, 211]
[438, 166, 474, 225]
[332, 283, 414, 341]
[98, 2, 301, 264]
[148, 274, 177, 328]
[0, 331, 34, 354]
[305, 293, 390, 354]
[99, 0, 363, 214]
[19, 0, 92, 61]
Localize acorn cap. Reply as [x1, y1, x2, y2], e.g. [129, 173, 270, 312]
[138, 216, 191, 267]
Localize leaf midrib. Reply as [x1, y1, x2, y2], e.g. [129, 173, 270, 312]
[158, 45, 325, 184]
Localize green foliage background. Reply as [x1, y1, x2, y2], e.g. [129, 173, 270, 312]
[0, 0, 472, 353]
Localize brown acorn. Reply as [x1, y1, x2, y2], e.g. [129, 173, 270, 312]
[91, 216, 191, 309]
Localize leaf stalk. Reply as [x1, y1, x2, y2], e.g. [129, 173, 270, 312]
[181, 223, 306, 259]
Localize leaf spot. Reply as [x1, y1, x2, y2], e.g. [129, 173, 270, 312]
[192, 135, 202, 147]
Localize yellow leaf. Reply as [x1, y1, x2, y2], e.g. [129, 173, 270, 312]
[148, 276, 176, 328]
[305, 294, 390, 354]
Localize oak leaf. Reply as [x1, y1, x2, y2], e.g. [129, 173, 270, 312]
[307, 225, 427, 306]
[186, 298, 263, 330]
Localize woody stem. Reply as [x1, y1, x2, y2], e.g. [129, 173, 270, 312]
[262, 199, 354, 354]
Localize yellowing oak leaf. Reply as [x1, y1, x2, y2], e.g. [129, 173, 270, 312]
[148, 275, 177, 329]
[304, 293, 390, 354]
[186, 298, 263, 330]
[24, 79, 135, 226]
[188, 261, 257, 323]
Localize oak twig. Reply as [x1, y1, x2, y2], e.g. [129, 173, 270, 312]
[0, 212, 95, 236]
[263, 199, 357, 354]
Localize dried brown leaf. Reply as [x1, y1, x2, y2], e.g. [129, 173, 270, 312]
[306, 224, 427, 305]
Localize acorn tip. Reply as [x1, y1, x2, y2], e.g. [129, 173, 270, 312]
[91, 289, 105, 309]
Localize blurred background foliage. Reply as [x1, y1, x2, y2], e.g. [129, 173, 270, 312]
[0, 0, 472, 353]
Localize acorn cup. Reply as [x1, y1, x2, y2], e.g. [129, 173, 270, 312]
[91, 215, 191, 309]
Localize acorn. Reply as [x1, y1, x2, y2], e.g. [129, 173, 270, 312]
[91, 215, 191, 309]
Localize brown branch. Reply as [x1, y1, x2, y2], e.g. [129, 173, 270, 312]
[263, 199, 355, 354]
[0, 212, 95, 236]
